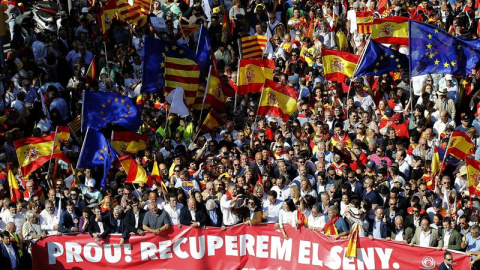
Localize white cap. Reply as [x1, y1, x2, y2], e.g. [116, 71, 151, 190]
[445, 74, 453, 80]
[393, 103, 404, 113]
[86, 178, 96, 188]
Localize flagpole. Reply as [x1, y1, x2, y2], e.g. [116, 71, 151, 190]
[104, 42, 109, 79]
[198, 65, 212, 125]
[77, 127, 90, 169]
[234, 38, 243, 113]
[195, 24, 204, 55]
[252, 88, 265, 140]
[46, 126, 60, 189]
[440, 133, 454, 175]
[81, 90, 86, 133]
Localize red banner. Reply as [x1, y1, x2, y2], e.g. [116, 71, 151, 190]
[32, 224, 470, 270]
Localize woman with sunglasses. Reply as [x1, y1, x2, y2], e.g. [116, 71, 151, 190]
[244, 196, 262, 226]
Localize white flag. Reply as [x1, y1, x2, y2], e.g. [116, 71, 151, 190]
[166, 87, 189, 117]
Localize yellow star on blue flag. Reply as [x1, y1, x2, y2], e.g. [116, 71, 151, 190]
[409, 20, 480, 76]
[354, 40, 408, 77]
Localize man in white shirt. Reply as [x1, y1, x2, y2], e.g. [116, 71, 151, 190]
[163, 193, 183, 227]
[387, 216, 413, 244]
[433, 110, 456, 136]
[262, 190, 283, 223]
[0, 203, 25, 234]
[307, 205, 326, 232]
[220, 183, 241, 227]
[39, 200, 60, 236]
[270, 177, 291, 201]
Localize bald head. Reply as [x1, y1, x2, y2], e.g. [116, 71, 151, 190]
[188, 197, 196, 210]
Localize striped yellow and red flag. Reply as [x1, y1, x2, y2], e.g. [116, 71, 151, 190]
[467, 157, 480, 197]
[322, 49, 359, 82]
[258, 79, 298, 121]
[134, 0, 150, 12]
[97, 0, 117, 34]
[111, 131, 148, 156]
[237, 59, 275, 95]
[445, 131, 474, 160]
[151, 160, 168, 194]
[371, 16, 409, 45]
[180, 25, 201, 40]
[240, 35, 267, 59]
[7, 165, 22, 203]
[201, 110, 226, 133]
[115, 0, 147, 28]
[14, 134, 69, 176]
[55, 126, 71, 143]
[345, 223, 360, 258]
[85, 57, 96, 83]
[205, 56, 229, 112]
[119, 155, 148, 184]
[356, 11, 373, 34]
[164, 57, 200, 106]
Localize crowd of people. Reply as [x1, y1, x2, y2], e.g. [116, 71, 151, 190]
[0, 0, 480, 269]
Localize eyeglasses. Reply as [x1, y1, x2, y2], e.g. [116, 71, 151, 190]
[234, 164, 240, 166]
[249, 114, 255, 117]
[420, 189, 426, 192]
[293, 144, 299, 147]
[413, 210, 420, 213]
[174, 170, 180, 172]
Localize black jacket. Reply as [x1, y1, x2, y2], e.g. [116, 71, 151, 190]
[179, 206, 208, 227]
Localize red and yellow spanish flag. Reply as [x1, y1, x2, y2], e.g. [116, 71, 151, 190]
[221, 9, 230, 43]
[205, 64, 227, 112]
[55, 126, 71, 143]
[258, 79, 298, 121]
[345, 223, 360, 258]
[237, 59, 275, 95]
[97, 0, 117, 34]
[14, 134, 69, 176]
[111, 131, 148, 156]
[356, 11, 373, 34]
[85, 57, 96, 83]
[322, 49, 359, 82]
[240, 35, 267, 59]
[151, 160, 168, 194]
[8, 166, 22, 203]
[201, 109, 226, 133]
[371, 16, 409, 45]
[164, 57, 200, 106]
[119, 155, 148, 184]
[467, 157, 480, 197]
[446, 131, 474, 160]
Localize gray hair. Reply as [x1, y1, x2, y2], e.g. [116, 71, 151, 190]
[312, 204, 321, 212]
[206, 182, 214, 188]
[394, 215, 404, 223]
[25, 210, 35, 219]
[327, 205, 338, 215]
[320, 192, 330, 200]
[114, 205, 124, 212]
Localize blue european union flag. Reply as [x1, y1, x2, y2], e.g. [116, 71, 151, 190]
[354, 40, 408, 77]
[142, 36, 195, 93]
[409, 20, 480, 76]
[437, 146, 460, 165]
[81, 91, 141, 132]
[195, 24, 212, 73]
[77, 128, 119, 188]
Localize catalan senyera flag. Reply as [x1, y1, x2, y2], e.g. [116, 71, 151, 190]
[180, 25, 201, 40]
[467, 157, 480, 197]
[201, 109, 226, 133]
[164, 57, 200, 106]
[240, 35, 267, 59]
[371, 16, 409, 45]
[345, 223, 360, 258]
[8, 166, 22, 203]
[322, 49, 359, 82]
[14, 134, 68, 176]
[85, 57, 96, 83]
[258, 79, 298, 121]
[237, 59, 275, 95]
[119, 155, 148, 184]
[445, 131, 474, 160]
[134, 0, 150, 12]
[356, 12, 373, 34]
[115, 0, 147, 28]
[111, 131, 148, 156]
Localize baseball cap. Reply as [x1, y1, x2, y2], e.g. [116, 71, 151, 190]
[86, 178, 96, 188]
[391, 113, 401, 121]
[366, 160, 376, 169]
[445, 74, 453, 81]
[385, 107, 394, 117]
[380, 160, 388, 166]
[433, 197, 443, 208]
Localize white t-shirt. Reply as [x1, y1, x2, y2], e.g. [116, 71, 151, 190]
[346, 10, 357, 34]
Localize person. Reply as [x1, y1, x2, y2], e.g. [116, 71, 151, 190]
[464, 225, 480, 269]
[387, 216, 414, 244]
[308, 204, 327, 232]
[0, 230, 21, 270]
[179, 197, 208, 228]
[368, 207, 389, 240]
[276, 199, 297, 239]
[440, 217, 462, 251]
[244, 196, 262, 226]
[88, 206, 111, 241]
[107, 205, 127, 244]
[220, 183, 241, 227]
[58, 201, 79, 233]
[262, 190, 283, 223]
[438, 251, 454, 270]
[322, 205, 349, 239]
[124, 198, 146, 238]
[410, 218, 441, 248]
[142, 201, 171, 235]
[163, 193, 183, 227]
[39, 200, 60, 236]
[22, 210, 46, 249]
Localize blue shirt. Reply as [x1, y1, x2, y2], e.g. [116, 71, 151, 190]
[373, 220, 383, 239]
[325, 216, 349, 234]
[466, 232, 480, 259]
